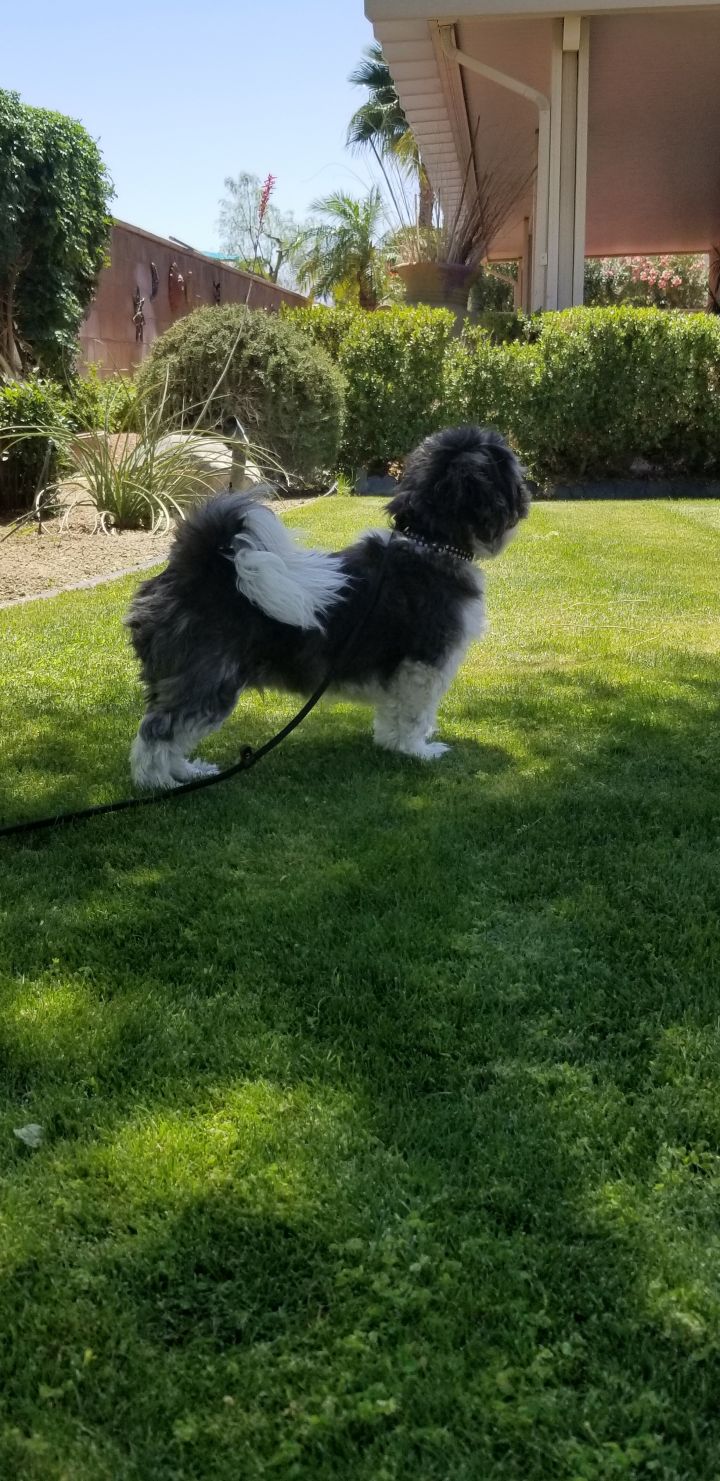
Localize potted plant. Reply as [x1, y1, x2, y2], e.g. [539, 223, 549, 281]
[390, 146, 533, 327]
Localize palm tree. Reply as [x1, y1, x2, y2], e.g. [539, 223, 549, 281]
[297, 190, 386, 310]
[347, 43, 434, 229]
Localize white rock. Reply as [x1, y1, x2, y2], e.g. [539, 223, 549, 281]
[150, 434, 269, 498]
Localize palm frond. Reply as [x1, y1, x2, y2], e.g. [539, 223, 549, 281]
[348, 42, 392, 92]
[346, 45, 412, 158]
[295, 189, 387, 306]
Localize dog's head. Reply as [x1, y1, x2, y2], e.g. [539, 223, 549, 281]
[387, 425, 530, 559]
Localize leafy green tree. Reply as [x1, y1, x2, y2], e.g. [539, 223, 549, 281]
[0, 89, 113, 377]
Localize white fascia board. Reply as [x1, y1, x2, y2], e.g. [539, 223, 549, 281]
[367, 0, 720, 17]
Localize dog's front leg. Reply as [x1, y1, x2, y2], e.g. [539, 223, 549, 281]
[373, 660, 453, 760]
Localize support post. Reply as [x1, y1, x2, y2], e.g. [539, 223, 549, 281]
[708, 246, 720, 314]
[439, 26, 551, 313]
[546, 16, 589, 310]
[517, 216, 531, 311]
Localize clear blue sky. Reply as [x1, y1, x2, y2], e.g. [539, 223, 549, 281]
[2, 0, 377, 250]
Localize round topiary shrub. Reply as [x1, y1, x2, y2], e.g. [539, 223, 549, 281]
[136, 305, 345, 488]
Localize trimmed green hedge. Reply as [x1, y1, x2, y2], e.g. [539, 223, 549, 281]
[285, 306, 359, 364]
[444, 331, 537, 470]
[288, 304, 720, 485]
[286, 305, 455, 472]
[337, 307, 455, 471]
[456, 306, 720, 479]
[505, 308, 720, 481]
[472, 310, 539, 344]
[8, 307, 714, 514]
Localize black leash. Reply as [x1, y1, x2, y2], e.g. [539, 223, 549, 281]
[0, 537, 393, 841]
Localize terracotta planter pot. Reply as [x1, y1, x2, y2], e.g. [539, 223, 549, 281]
[395, 262, 477, 325]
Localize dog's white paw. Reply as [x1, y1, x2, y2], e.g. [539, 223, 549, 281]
[421, 741, 450, 760]
[185, 760, 220, 779]
[132, 770, 181, 792]
[397, 739, 449, 761]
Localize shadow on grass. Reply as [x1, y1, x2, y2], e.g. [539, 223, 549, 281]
[1, 653, 720, 1476]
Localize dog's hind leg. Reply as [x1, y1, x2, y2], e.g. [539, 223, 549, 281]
[130, 677, 242, 790]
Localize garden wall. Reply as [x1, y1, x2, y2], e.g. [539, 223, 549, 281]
[79, 221, 305, 376]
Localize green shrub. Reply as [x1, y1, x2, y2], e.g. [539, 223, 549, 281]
[338, 306, 454, 470]
[280, 304, 358, 363]
[62, 366, 138, 434]
[471, 310, 537, 344]
[468, 265, 516, 313]
[446, 308, 720, 484]
[136, 305, 345, 488]
[0, 370, 140, 516]
[445, 331, 539, 454]
[286, 303, 720, 486]
[0, 89, 113, 377]
[0, 378, 70, 514]
[286, 304, 455, 471]
[525, 309, 720, 480]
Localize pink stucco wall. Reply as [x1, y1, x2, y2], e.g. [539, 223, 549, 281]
[79, 220, 306, 375]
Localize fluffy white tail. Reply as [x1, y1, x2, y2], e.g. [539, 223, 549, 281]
[231, 504, 347, 631]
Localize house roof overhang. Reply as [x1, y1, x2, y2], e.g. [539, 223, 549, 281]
[365, 0, 720, 258]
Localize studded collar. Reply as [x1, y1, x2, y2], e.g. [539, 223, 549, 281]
[397, 529, 475, 564]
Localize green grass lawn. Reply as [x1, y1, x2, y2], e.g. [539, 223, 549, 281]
[1, 497, 720, 1480]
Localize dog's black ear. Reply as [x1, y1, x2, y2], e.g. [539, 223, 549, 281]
[385, 481, 415, 532]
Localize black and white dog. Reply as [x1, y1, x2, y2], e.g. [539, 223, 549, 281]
[126, 425, 530, 788]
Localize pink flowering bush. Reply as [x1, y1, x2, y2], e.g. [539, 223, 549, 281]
[584, 255, 708, 311]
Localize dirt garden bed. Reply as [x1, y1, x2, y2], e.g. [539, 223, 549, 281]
[0, 518, 170, 606]
[0, 427, 323, 605]
[0, 494, 315, 607]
